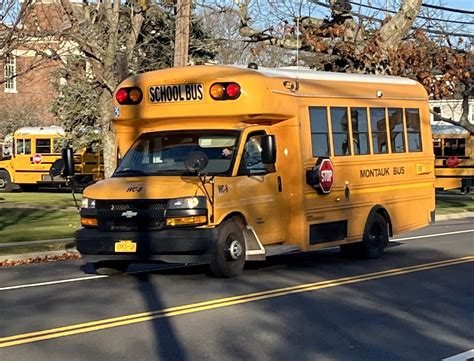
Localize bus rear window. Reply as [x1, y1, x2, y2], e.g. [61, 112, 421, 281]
[405, 109, 422, 152]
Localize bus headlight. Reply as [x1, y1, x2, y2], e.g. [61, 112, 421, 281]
[81, 197, 96, 209]
[167, 196, 206, 209]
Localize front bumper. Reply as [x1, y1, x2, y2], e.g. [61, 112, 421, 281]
[76, 227, 218, 264]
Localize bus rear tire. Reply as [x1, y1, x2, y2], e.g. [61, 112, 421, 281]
[341, 213, 389, 259]
[209, 219, 246, 278]
[0, 170, 13, 193]
[93, 261, 130, 276]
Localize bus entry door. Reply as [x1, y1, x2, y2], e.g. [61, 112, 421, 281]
[233, 133, 287, 245]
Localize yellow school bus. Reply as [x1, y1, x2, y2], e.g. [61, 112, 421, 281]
[74, 65, 435, 276]
[432, 124, 474, 192]
[0, 126, 103, 192]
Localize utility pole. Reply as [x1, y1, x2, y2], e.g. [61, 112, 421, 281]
[174, 0, 191, 67]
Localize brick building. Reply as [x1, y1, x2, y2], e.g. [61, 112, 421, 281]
[0, 0, 67, 136]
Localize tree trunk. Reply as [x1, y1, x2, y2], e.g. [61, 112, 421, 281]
[379, 0, 422, 50]
[98, 91, 116, 177]
[174, 0, 191, 67]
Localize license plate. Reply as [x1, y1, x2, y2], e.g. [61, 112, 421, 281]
[114, 240, 137, 253]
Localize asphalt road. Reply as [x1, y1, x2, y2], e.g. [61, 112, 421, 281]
[0, 218, 473, 361]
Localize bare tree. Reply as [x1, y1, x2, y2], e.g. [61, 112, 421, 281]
[199, 0, 472, 132]
[2, 1, 216, 176]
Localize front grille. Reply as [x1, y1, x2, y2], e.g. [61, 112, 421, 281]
[96, 200, 167, 211]
[95, 199, 167, 232]
[101, 218, 166, 232]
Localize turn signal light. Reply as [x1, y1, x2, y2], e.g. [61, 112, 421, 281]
[209, 82, 241, 100]
[115, 87, 143, 105]
[81, 218, 98, 227]
[166, 215, 207, 227]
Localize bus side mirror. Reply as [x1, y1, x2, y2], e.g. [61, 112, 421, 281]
[62, 147, 75, 176]
[261, 135, 276, 164]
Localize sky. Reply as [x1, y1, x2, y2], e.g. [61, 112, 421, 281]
[443, 1, 473, 10]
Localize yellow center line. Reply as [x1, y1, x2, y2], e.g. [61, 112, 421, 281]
[0, 256, 472, 348]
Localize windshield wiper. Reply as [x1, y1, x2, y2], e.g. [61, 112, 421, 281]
[114, 169, 147, 176]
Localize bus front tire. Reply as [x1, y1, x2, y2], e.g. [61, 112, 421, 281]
[209, 219, 246, 278]
[341, 213, 389, 259]
[0, 170, 13, 193]
[92, 261, 130, 276]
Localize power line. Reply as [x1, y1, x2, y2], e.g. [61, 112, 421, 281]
[346, 1, 473, 25]
[422, 3, 474, 15]
[310, 1, 474, 39]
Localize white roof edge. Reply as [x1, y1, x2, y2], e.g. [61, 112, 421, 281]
[15, 126, 65, 136]
[234, 65, 417, 85]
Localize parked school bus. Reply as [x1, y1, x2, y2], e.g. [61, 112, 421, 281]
[74, 65, 435, 276]
[432, 124, 474, 192]
[0, 126, 103, 192]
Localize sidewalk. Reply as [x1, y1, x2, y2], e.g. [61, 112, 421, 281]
[435, 211, 474, 221]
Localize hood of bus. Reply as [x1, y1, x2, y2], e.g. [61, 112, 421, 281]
[83, 176, 206, 200]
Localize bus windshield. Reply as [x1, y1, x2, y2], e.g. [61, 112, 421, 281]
[114, 130, 240, 177]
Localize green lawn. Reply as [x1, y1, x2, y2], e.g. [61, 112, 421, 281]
[0, 192, 81, 209]
[435, 198, 474, 215]
[0, 192, 81, 244]
[0, 207, 80, 243]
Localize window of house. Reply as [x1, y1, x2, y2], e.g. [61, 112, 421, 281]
[36, 139, 51, 154]
[330, 107, 351, 156]
[388, 108, 406, 153]
[16, 139, 31, 155]
[4, 55, 16, 92]
[351, 107, 370, 155]
[370, 108, 388, 154]
[309, 107, 330, 157]
[405, 108, 423, 152]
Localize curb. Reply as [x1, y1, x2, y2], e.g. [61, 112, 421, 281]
[435, 212, 474, 221]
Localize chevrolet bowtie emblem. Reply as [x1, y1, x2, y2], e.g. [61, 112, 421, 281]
[121, 210, 138, 218]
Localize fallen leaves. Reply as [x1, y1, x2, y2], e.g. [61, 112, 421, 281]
[0, 252, 81, 267]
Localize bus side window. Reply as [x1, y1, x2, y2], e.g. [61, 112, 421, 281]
[15, 139, 31, 155]
[370, 108, 388, 154]
[351, 107, 370, 155]
[405, 109, 422, 152]
[458, 139, 466, 156]
[238, 134, 272, 175]
[309, 107, 330, 157]
[36, 138, 51, 153]
[433, 139, 442, 157]
[444, 138, 466, 157]
[388, 108, 406, 153]
[330, 107, 351, 156]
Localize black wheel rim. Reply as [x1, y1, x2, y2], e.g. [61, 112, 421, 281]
[368, 222, 385, 250]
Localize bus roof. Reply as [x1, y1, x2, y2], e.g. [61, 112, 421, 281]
[244, 66, 417, 85]
[115, 65, 428, 125]
[14, 126, 65, 136]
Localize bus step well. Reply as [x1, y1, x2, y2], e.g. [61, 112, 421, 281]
[264, 244, 301, 257]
